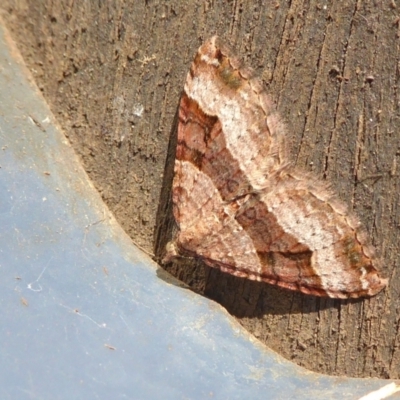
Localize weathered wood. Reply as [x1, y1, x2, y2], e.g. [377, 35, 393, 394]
[2, 0, 399, 378]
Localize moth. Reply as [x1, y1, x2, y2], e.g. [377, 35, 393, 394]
[164, 36, 387, 298]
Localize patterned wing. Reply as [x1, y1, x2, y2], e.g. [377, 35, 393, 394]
[164, 36, 387, 298]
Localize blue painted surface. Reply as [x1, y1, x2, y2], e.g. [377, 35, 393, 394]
[0, 22, 398, 400]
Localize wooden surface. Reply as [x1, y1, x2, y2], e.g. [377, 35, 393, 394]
[2, 0, 399, 379]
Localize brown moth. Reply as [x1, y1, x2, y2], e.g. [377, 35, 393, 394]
[164, 36, 387, 299]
